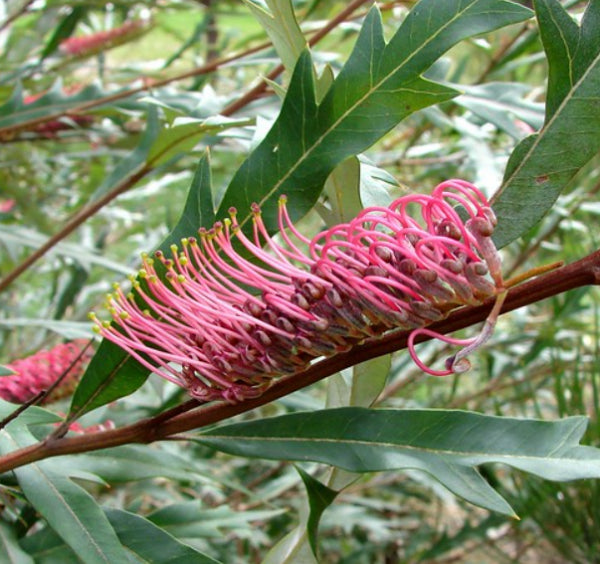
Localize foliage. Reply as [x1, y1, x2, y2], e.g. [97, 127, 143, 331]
[1, 0, 600, 562]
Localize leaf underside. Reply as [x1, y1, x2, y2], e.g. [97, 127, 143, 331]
[196, 407, 600, 516]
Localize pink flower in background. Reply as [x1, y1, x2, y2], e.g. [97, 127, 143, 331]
[0, 340, 93, 404]
[92, 180, 505, 403]
[0, 199, 15, 214]
[59, 20, 148, 57]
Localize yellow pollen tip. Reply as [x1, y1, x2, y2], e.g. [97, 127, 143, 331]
[119, 311, 129, 320]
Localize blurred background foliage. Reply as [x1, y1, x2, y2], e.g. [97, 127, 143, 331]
[1, 0, 599, 562]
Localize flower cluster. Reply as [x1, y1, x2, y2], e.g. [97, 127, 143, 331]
[92, 180, 504, 403]
[0, 340, 93, 404]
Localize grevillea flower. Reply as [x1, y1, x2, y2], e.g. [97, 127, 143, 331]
[0, 340, 93, 404]
[59, 20, 148, 57]
[91, 180, 505, 403]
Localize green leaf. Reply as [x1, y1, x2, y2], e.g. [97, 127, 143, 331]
[320, 157, 362, 225]
[0, 365, 16, 376]
[491, 0, 600, 247]
[0, 425, 129, 564]
[243, 0, 307, 74]
[0, 81, 140, 134]
[69, 152, 215, 418]
[296, 467, 337, 556]
[18, 526, 82, 564]
[60, 444, 215, 484]
[146, 116, 250, 168]
[92, 105, 161, 200]
[535, 0, 581, 119]
[0, 521, 35, 564]
[215, 1, 532, 232]
[67, 337, 149, 421]
[195, 408, 600, 516]
[104, 508, 222, 564]
[453, 82, 545, 139]
[40, 6, 86, 60]
[0, 399, 61, 426]
[148, 501, 285, 538]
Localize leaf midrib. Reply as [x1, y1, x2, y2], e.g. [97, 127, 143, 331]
[200, 433, 580, 461]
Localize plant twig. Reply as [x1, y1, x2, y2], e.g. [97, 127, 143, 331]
[1, 249, 599, 474]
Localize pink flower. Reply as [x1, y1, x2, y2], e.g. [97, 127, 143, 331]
[1, 340, 93, 404]
[0, 199, 15, 214]
[91, 180, 504, 403]
[59, 20, 148, 57]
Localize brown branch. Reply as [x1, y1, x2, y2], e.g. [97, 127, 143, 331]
[1, 249, 599, 474]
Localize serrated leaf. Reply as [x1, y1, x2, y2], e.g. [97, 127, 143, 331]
[244, 0, 307, 74]
[69, 153, 215, 418]
[0, 425, 129, 564]
[491, 1, 600, 247]
[215, 1, 532, 232]
[195, 408, 600, 516]
[104, 508, 222, 564]
[0, 521, 35, 564]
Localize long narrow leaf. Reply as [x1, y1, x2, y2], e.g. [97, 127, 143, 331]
[195, 407, 600, 516]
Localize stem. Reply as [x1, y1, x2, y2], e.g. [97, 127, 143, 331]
[1, 249, 599, 473]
